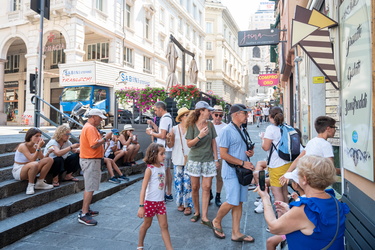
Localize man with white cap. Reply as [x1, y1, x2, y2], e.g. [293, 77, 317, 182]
[78, 109, 112, 226]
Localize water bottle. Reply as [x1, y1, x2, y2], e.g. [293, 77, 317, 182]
[122, 145, 127, 151]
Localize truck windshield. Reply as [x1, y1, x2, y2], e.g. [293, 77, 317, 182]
[61, 87, 91, 102]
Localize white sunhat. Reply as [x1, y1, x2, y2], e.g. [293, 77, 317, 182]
[284, 169, 300, 184]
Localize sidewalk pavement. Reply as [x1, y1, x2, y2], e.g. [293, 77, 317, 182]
[3, 122, 277, 250]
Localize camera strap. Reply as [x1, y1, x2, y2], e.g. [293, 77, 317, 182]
[231, 122, 252, 161]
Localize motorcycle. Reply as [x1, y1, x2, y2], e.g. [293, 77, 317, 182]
[68, 102, 107, 129]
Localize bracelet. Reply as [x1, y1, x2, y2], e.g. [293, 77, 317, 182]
[70, 146, 73, 150]
[197, 136, 201, 140]
[214, 159, 219, 162]
[241, 161, 245, 167]
[139, 204, 144, 207]
[36, 149, 40, 152]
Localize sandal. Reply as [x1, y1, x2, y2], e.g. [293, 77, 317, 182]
[52, 182, 60, 187]
[190, 214, 200, 222]
[63, 177, 79, 182]
[212, 220, 225, 239]
[184, 207, 192, 216]
[201, 220, 212, 228]
[177, 205, 185, 212]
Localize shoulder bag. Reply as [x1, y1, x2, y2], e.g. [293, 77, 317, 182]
[178, 125, 188, 166]
[225, 122, 254, 186]
[321, 197, 340, 250]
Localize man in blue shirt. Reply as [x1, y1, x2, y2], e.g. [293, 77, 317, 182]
[211, 104, 256, 242]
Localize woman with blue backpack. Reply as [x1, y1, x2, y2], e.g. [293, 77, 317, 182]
[260, 106, 296, 218]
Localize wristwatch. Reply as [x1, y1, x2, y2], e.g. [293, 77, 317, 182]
[139, 204, 144, 207]
[241, 161, 245, 167]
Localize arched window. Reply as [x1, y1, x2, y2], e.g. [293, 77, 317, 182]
[253, 46, 260, 58]
[253, 65, 260, 74]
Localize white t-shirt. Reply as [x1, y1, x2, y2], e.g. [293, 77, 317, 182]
[171, 125, 190, 166]
[43, 139, 72, 159]
[145, 164, 166, 202]
[304, 137, 334, 157]
[157, 113, 173, 152]
[264, 124, 289, 168]
[104, 140, 116, 158]
[263, 107, 270, 116]
[214, 122, 227, 159]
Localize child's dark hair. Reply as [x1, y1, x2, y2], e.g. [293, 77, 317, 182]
[269, 106, 284, 126]
[143, 143, 164, 165]
[25, 127, 42, 142]
[314, 116, 336, 133]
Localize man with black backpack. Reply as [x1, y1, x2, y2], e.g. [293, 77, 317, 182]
[146, 101, 174, 201]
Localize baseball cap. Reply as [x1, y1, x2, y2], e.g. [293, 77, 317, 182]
[195, 101, 214, 111]
[111, 128, 120, 134]
[229, 104, 251, 115]
[284, 169, 300, 184]
[87, 109, 107, 119]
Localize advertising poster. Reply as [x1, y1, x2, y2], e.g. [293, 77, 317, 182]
[340, 0, 373, 181]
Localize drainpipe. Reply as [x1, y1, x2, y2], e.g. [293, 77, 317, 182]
[293, 48, 301, 128]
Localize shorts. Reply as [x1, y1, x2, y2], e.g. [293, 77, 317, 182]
[164, 151, 172, 168]
[144, 200, 167, 217]
[185, 160, 217, 177]
[224, 177, 248, 206]
[269, 162, 292, 187]
[80, 158, 102, 192]
[12, 163, 26, 180]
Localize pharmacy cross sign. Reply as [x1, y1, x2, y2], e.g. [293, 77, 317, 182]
[47, 32, 55, 42]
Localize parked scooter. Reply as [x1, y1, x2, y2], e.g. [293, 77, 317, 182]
[68, 102, 107, 129]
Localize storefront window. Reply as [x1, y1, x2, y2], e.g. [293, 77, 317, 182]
[4, 87, 18, 122]
[61, 87, 91, 102]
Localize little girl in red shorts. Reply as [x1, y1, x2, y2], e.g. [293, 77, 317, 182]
[137, 143, 173, 250]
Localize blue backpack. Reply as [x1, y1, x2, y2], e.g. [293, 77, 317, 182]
[267, 124, 301, 164]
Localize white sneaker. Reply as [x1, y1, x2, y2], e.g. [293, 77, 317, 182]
[254, 202, 264, 213]
[26, 183, 35, 195]
[35, 180, 54, 190]
[254, 199, 262, 206]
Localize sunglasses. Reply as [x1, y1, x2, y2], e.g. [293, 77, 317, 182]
[114, 132, 119, 135]
[330, 126, 337, 129]
[65, 133, 71, 136]
[214, 114, 223, 118]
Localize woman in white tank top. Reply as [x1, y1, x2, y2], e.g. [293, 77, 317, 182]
[12, 128, 54, 195]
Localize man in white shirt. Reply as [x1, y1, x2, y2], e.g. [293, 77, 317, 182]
[211, 105, 227, 207]
[263, 105, 270, 123]
[146, 101, 174, 201]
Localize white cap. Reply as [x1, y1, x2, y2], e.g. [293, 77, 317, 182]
[284, 169, 300, 184]
[87, 109, 107, 119]
[195, 101, 214, 111]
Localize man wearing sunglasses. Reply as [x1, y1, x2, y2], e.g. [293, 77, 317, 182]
[210, 105, 227, 207]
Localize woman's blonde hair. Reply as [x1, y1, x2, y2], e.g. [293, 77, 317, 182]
[297, 155, 337, 190]
[52, 125, 71, 141]
[120, 130, 130, 140]
[185, 108, 205, 128]
[143, 143, 165, 165]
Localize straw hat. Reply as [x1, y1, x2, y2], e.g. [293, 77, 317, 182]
[213, 105, 223, 112]
[175, 107, 191, 122]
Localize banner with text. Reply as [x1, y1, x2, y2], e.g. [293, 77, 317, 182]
[340, 0, 373, 181]
[258, 74, 279, 87]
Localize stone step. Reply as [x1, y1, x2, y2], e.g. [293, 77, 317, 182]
[0, 173, 144, 248]
[0, 152, 16, 169]
[0, 160, 146, 200]
[0, 142, 20, 155]
[0, 166, 13, 183]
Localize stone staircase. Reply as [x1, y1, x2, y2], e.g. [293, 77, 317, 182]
[0, 139, 146, 248]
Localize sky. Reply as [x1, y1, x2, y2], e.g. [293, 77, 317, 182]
[220, 0, 261, 30]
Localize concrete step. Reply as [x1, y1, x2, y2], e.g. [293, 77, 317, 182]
[0, 160, 146, 211]
[0, 173, 144, 248]
[0, 152, 15, 169]
[0, 142, 20, 155]
[0, 166, 13, 183]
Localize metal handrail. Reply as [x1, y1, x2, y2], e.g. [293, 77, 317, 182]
[31, 95, 80, 142]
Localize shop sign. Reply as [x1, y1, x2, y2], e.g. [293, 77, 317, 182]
[116, 71, 151, 86]
[238, 29, 280, 47]
[258, 74, 279, 86]
[340, 0, 373, 181]
[313, 76, 325, 84]
[44, 43, 65, 53]
[60, 65, 94, 84]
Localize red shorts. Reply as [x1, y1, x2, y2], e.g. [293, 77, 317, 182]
[144, 200, 166, 217]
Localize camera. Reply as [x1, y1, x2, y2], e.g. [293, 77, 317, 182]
[259, 170, 266, 191]
[248, 142, 255, 150]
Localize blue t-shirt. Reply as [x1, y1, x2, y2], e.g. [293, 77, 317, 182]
[219, 123, 248, 179]
[286, 189, 350, 250]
